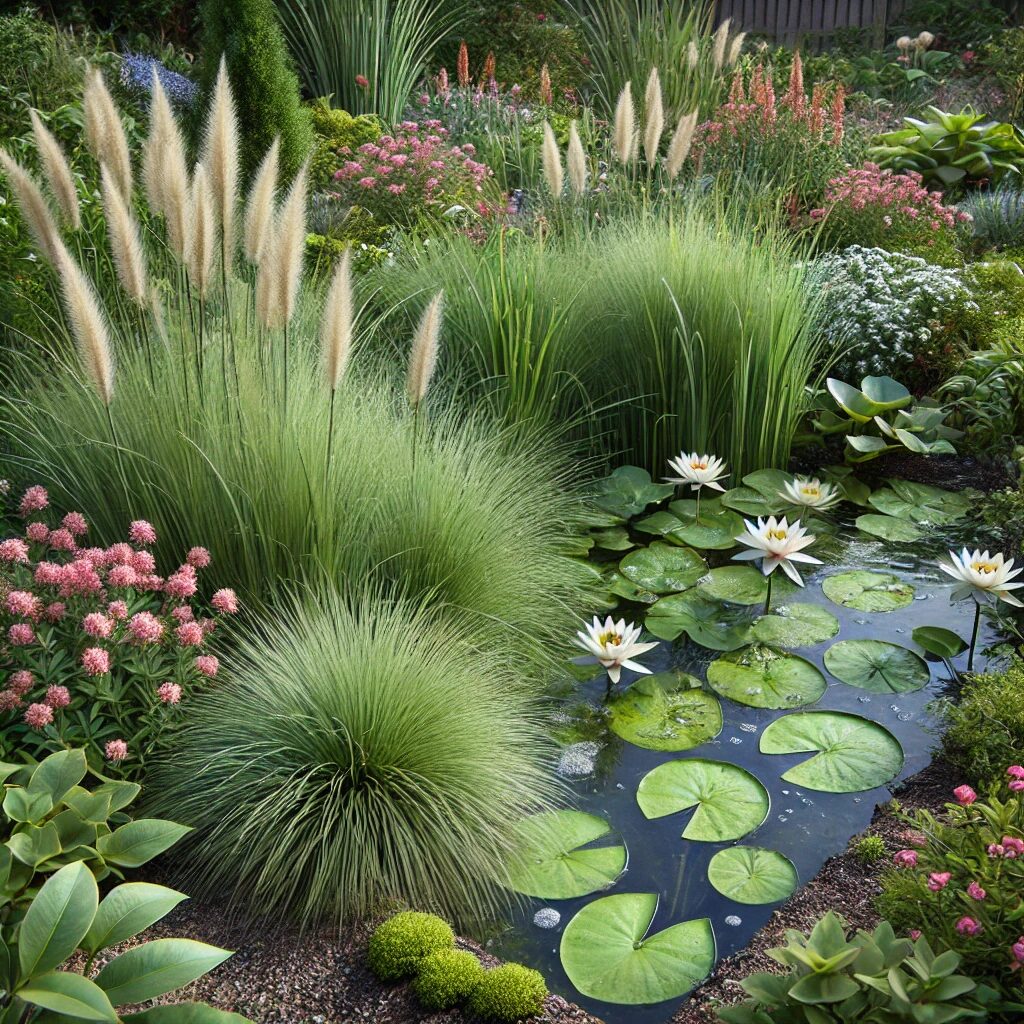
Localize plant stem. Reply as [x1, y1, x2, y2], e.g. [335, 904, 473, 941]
[105, 403, 132, 517]
[968, 600, 982, 672]
[763, 570, 773, 616]
[324, 387, 336, 498]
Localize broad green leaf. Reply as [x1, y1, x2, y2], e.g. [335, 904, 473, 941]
[664, 500, 746, 550]
[593, 466, 674, 519]
[637, 758, 769, 841]
[19, 862, 99, 978]
[122, 1006, 254, 1023]
[759, 712, 904, 793]
[560, 893, 714, 1004]
[83, 883, 189, 954]
[604, 571, 659, 605]
[707, 645, 827, 709]
[592, 526, 634, 551]
[28, 750, 88, 807]
[824, 640, 930, 694]
[4, 787, 52, 824]
[828, 377, 910, 421]
[7, 821, 62, 868]
[870, 481, 974, 525]
[822, 571, 914, 613]
[750, 604, 840, 649]
[506, 811, 625, 899]
[644, 589, 755, 648]
[707, 847, 798, 905]
[608, 673, 722, 751]
[721, 486, 786, 517]
[619, 542, 707, 594]
[697, 566, 769, 605]
[16, 971, 117, 1022]
[94, 939, 232, 1005]
[91, 782, 142, 814]
[855, 514, 924, 543]
[96, 820, 191, 868]
[912, 626, 967, 660]
[63, 789, 113, 825]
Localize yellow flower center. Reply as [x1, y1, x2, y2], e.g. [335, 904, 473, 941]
[800, 485, 820, 498]
[598, 630, 623, 647]
[767, 528, 789, 541]
[691, 459, 708, 470]
[972, 560, 998, 575]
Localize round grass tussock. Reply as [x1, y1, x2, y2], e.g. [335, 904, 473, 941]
[145, 588, 561, 929]
[412, 948, 485, 1010]
[368, 912, 455, 983]
[467, 963, 548, 1022]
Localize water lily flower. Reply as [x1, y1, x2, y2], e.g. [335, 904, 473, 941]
[666, 452, 728, 493]
[733, 516, 821, 585]
[574, 615, 658, 686]
[780, 476, 840, 512]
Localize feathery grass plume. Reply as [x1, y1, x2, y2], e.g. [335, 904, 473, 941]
[539, 62, 553, 106]
[186, 163, 216, 295]
[541, 121, 563, 197]
[271, 161, 308, 327]
[243, 137, 279, 265]
[666, 110, 698, 180]
[407, 290, 444, 410]
[0, 150, 62, 265]
[643, 67, 664, 166]
[613, 82, 636, 165]
[727, 31, 747, 66]
[686, 40, 699, 68]
[711, 18, 730, 72]
[567, 120, 587, 196]
[321, 247, 354, 390]
[101, 163, 148, 306]
[56, 244, 114, 405]
[144, 72, 191, 261]
[202, 56, 240, 263]
[83, 66, 132, 197]
[28, 109, 79, 230]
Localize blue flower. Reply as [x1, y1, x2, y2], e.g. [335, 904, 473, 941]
[119, 53, 198, 107]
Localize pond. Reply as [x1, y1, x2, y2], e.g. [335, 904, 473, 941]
[491, 523, 1003, 1024]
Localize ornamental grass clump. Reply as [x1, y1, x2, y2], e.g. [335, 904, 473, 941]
[146, 589, 561, 928]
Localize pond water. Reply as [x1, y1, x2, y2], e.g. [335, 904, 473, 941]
[490, 527, 1004, 1024]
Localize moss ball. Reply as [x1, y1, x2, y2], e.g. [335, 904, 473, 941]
[413, 948, 485, 1010]
[367, 911, 455, 982]
[467, 962, 548, 1021]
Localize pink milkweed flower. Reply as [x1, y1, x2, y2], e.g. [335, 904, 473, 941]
[0, 539, 30, 563]
[171, 605, 194, 622]
[128, 611, 164, 643]
[43, 601, 66, 622]
[5, 590, 39, 616]
[967, 881, 987, 900]
[902, 830, 928, 848]
[211, 589, 238, 614]
[107, 564, 139, 588]
[129, 520, 157, 545]
[355, 74, 369, 88]
[9, 670, 34, 694]
[131, 550, 156, 575]
[893, 849, 918, 868]
[164, 568, 197, 599]
[19, 485, 48, 515]
[8, 623, 35, 646]
[158, 681, 182, 704]
[1002, 836, 1024, 857]
[0, 691, 23, 712]
[61, 511, 88, 536]
[45, 684, 70, 708]
[107, 600, 128, 620]
[908, 929, 922, 940]
[24, 702, 53, 729]
[953, 785, 977, 805]
[176, 621, 204, 646]
[82, 647, 110, 676]
[1013, 938, 1024, 963]
[1008, 766, 1024, 779]
[105, 739, 128, 762]
[82, 612, 114, 638]
[1010, 780, 1024, 792]
[186, 546, 211, 568]
[26, 521, 49, 543]
[48, 528, 75, 552]
[195, 655, 219, 677]
[107, 543, 134, 565]
[955, 916, 982, 936]
[927, 872, 952, 891]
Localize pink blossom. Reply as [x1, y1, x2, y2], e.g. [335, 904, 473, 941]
[171, 605, 194, 622]
[908, 929, 921, 940]
[45, 684, 70, 708]
[186, 546, 211, 568]
[953, 785, 976, 805]
[927, 871, 951, 891]
[131, 550, 156, 575]
[106, 542, 134, 564]
[164, 567, 197, 599]
[195, 654, 219, 677]
[24, 702, 53, 729]
[128, 611, 164, 643]
[129, 520, 157, 545]
[176, 621, 204, 646]
[158, 681, 182, 704]
[26, 521, 49, 543]
[19, 485, 48, 515]
[82, 647, 110, 676]
[105, 739, 128, 762]
[0, 691, 23, 712]
[1008, 766, 1024, 779]
[355, 74, 369, 88]
[9, 670, 34, 694]
[358, 176, 377, 188]
[82, 612, 114, 638]
[1010, 780, 1024, 792]
[107, 600, 128, 620]
[1013, 937, 1024, 963]
[387, 183, 407, 195]
[955, 916, 982, 936]
[0, 538, 30, 563]
[61, 511, 88, 536]
[5, 590, 39, 617]
[108, 564, 139, 588]
[211, 589, 238, 614]
[8, 623, 35, 646]
[43, 602, 66, 622]
[1003, 836, 1024, 857]
[893, 849, 918, 868]
[967, 881, 986, 900]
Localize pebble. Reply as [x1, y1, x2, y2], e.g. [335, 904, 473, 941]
[557, 741, 601, 778]
[533, 908, 561, 930]
[724, 915, 742, 926]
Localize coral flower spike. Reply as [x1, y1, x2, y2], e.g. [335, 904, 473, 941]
[575, 615, 659, 688]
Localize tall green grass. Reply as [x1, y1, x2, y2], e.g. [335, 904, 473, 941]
[146, 587, 560, 929]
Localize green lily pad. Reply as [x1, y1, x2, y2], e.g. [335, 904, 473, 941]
[560, 894, 715, 1004]
[742, 469, 794, 502]
[822, 571, 915, 613]
[635, 511, 688, 538]
[721, 486, 786, 518]
[507, 810, 626, 900]
[608, 673, 722, 751]
[750, 603, 840, 648]
[637, 758, 769, 841]
[592, 526, 635, 551]
[619, 543, 707, 594]
[759, 712, 904, 793]
[697, 566, 768, 605]
[707, 847, 798, 905]
[664, 501, 746, 550]
[823, 640, 930, 693]
[855, 514, 924, 543]
[868, 481, 974, 526]
[594, 467, 674, 519]
[912, 625, 967, 660]
[604, 571, 659, 605]
[707, 645, 827, 709]
[645, 589, 756, 649]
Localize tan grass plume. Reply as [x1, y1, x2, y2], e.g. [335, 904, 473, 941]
[321, 247, 354, 391]
[643, 67, 664, 165]
[727, 31, 747, 66]
[56, 244, 115, 405]
[29, 109, 79, 230]
[142, 72, 191, 261]
[613, 82, 636, 165]
[686, 40, 700, 69]
[711, 18, 731, 72]
[101, 162, 147, 306]
[271, 161, 308, 328]
[541, 121, 563, 197]
[567, 120, 587, 196]
[202, 56, 240, 264]
[83, 66, 132, 197]
[244, 137, 280, 265]
[407, 290, 444, 409]
[0, 149, 62, 265]
[186, 162, 216, 295]
[666, 110, 699, 180]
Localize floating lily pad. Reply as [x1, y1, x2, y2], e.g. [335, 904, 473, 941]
[822, 571, 915, 613]
[604, 571, 659, 605]
[637, 758, 769, 841]
[912, 626, 967, 660]
[855, 514, 924, 543]
[507, 810, 626, 900]
[721, 486, 786, 518]
[635, 511, 687, 538]
[707, 847, 798, 905]
[645, 589, 755, 649]
[619, 543, 707, 594]
[592, 526, 635, 551]
[759, 712, 904, 793]
[560, 894, 715, 1004]
[742, 469, 794, 503]
[750, 603, 840, 648]
[664, 501, 746, 550]
[823, 640, 929, 694]
[707, 645, 826, 709]
[593, 466, 674, 519]
[868, 481, 974, 526]
[608, 674, 722, 751]
[698, 566, 768, 605]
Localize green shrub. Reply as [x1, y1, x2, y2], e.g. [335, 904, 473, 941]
[467, 963, 548, 1022]
[413, 948, 485, 1010]
[198, 0, 312, 180]
[958, 184, 1024, 251]
[368, 912, 456, 983]
[146, 590, 561, 928]
[982, 27, 1024, 122]
[940, 659, 1024, 789]
[308, 99, 382, 189]
[852, 834, 886, 865]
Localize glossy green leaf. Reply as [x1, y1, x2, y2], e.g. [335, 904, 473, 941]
[83, 884, 189, 955]
[697, 566, 769, 605]
[721, 486, 786, 517]
[17, 971, 117, 1022]
[750, 603, 840, 649]
[707, 847, 798, 905]
[608, 673, 722, 751]
[644, 589, 755, 649]
[96, 820, 191, 869]
[94, 939, 232, 1005]
[592, 526, 634, 551]
[855, 514, 924, 543]
[664, 500, 746, 550]
[824, 640, 930, 694]
[593, 466, 674, 519]
[707, 645, 827, 709]
[19, 862, 99, 978]
[868, 482, 973, 526]
[618, 543, 707, 594]
[912, 626, 967, 660]
[822, 571, 914, 613]
[27, 750, 88, 807]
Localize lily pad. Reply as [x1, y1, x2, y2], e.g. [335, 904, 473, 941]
[645, 589, 756, 649]
[855, 514, 924, 543]
[707, 847, 798, 905]
[664, 501, 746, 550]
[592, 526, 635, 551]
[759, 712, 904, 793]
[698, 566, 768, 605]
[721, 486, 786, 518]
[822, 571, 915, 613]
[608, 674, 722, 751]
[604, 571, 659, 605]
[593, 466, 674, 519]
[742, 469, 794, 503]
[560, 894, 715, 1004]
[619, 543, 707, 595]
[750, 603, 840, 648]
[707, 645, 827, 709]
[868, 481, 974, 526]
[912, 626, 967, 660]
[507, 810, 626, 900]
[823, 640, 930, 694]
[637, 758, 769, 841]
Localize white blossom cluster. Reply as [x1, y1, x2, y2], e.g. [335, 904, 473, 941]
[808, 246, 974, 378]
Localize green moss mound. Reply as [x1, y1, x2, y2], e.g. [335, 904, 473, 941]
[467, 963, 548, 1021]
[368, 912, 455, 982]
[413, 948, 485, 1010]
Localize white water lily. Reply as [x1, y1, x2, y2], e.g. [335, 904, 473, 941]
[575, 615, 659, 684]
[733, 516, 822, 586]
[939, 549, 1024, 607]
[780, 476, 841, 511]
[665, 452, 729, 493]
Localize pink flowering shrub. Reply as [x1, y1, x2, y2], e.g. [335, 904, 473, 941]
[0, 486, 237, 777]
[812, 163, 972, 256]
[878, 770, 1024, 1005]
